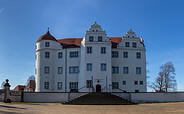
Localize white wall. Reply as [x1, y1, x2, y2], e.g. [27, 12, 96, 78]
[24, 92, 87, 103]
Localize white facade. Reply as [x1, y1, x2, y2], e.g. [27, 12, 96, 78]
[35, 22, 146, 92]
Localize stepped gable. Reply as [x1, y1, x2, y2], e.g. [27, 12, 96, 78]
[37, 28, 57, 42]
[63, 92, 136, 105]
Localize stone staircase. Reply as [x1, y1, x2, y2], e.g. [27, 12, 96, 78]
[63, 92, 136, 105]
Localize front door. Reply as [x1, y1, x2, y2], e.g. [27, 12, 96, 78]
[96, 85, 101, 92]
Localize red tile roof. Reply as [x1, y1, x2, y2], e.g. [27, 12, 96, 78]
[57, 38, 83, 48]
[37, 30, 57, 42]
[57, 37, 123, 48]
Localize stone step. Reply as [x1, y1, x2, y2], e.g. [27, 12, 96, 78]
[63, 92, 136, 105]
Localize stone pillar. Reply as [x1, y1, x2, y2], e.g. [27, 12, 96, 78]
[4, 79, 11, 103]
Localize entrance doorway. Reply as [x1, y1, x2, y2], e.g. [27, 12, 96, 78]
[96, 85, 101, 92]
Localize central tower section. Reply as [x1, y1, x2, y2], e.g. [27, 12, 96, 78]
[79, 22, 112, 92]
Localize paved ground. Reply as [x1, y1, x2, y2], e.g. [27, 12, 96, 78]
[0, 102, 184, 114]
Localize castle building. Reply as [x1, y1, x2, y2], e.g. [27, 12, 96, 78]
[35, 22, 146, 92]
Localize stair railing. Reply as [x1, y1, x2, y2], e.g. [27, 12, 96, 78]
[68, 86, 87, 102]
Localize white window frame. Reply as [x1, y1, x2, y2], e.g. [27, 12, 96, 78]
[44, 66, 49, 74]
[112, 67, 119, 74]
[112, 82, 119, 89]
[86, 80, 92, 88]
[45, 42, 50, 47]
[69, 66, 79, 73]
[45, 52, 50, 58]
[136, 67, 141, 74]
[70, 51, 79, 58]
[69, 82, 78, 89]
[123, 52, 128, 58]
[112, 51, 118, 58]
[44, 82, 49, 89]
[101, 47, 106, 54]
[87, 47, 92, 54]
[58, 82, 62, 90]
[87, 63, 92, 71]
[58, 52, 62, 58]
[101, 63, 106, 71]
[58, 67, 63, 74]
[123, 67, 129, 74]
[136, 52, 141, 59]
[89, 36, 94, 42]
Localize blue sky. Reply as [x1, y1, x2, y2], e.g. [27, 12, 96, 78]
[0, 0, 184, 91]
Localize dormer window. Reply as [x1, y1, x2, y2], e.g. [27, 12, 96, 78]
[98, 36, 102, 41]
[89, 36, 94, 42]
[45, 42, 50, 47]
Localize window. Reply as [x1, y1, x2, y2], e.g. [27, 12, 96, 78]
[112, 67, 119, 74]
[58, 52, 62, 58]
[136, 67, 141, 74]
[123, 52, 128, 58]
[45, 42, 50, 47]
[132, 42, 137, 48]
[69, 82, 78, 89]
[69, 66, 79, 73]
[44, 66, 49, 74]
[135, 90, 139, 93]
[125, 42, 129, 47]
[58, 82, 62, 90]
[87, 63, 92, 71]
[44, 82, 49, 89]
[112, 51, 118, 58]
[134, 81, 138, 85]
[87, 47, 92, 54]
[132, 36, 134, 38]
[58, 67, 63, 74]
[101, 47, 106, 54]
[98, 36, 102, 41]
[122, 81, 126, 85]
[112, 82, 119, 89]
[123, 67, 129, 74]
[70, 51, 78, 58]
[86, 80, 92, 88]
[45, 52, 50, 58]
[140, 81, 143, 85]
[136, 52, 141, 59]
[89, 36, 94, 42]
[101, 63, 106, 71]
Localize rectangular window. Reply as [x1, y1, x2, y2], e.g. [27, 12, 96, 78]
[69, 66, 79, 73]
[140, 81, 143, 85]
[58, 67, 63, 74]
[58, 82, 62, 90]
[136, 67, 141, 74]
[87, 47, 92, 54]
[98, 36, 102, 41]
[101, 63, 106, 71]
[136, 52, 141, 59]
[132, 42, 137, 48]
[70, 51, 79, 58]
[125, 42, 129, 47]
[86, 80, 92, 88]
[69, 82, 78, 89]
[45, 42, 50, 47]
[101, 47, 106, 54]
[44, 66, 49, 74]
[122, 81, 126, 85]
[45, 52, 50, 58]
[123, 52, 128, 58]
[58, 52, 62, 58]
[87, 63, 92, 71]
[135, 90, 139, 93]
[134, 81, 138, 85]
[112, 67, 119, 74]
[112, 82, 119, 89]
[89, 36, 94, 42]
[123, 67, 129, 74]
[44, 82, 49, 89]
[112, 51, 118, 58]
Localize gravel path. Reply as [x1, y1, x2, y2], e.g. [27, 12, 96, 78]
[0, 102, 184, 114]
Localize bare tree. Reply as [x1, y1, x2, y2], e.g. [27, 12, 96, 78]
[149, 61, 177, 92]
[26, 75, 35, 85]
[1, 81, 5, 89]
